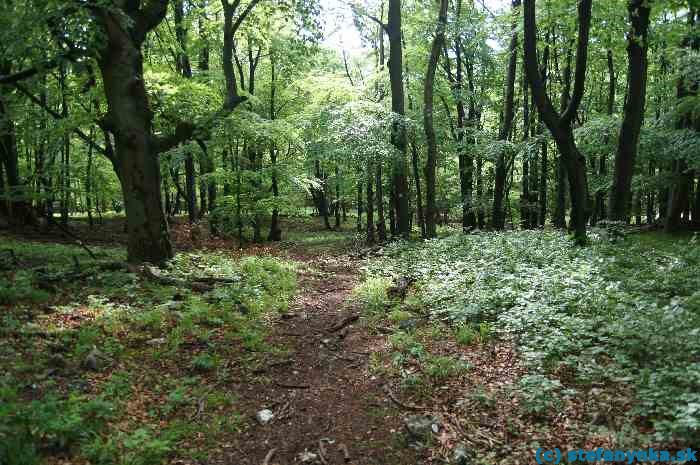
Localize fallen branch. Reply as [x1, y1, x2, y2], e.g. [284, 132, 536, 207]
[262, 448, 277, 465]
[139, 265, 212, 292]
[327, 314, 359, 333]
[137, 265, 240, 292]
[384, 384, 427, 411]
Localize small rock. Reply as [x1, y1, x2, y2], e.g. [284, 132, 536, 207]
[321, 338, 332, 345]
[83, 347, 105, 371]
[146, 338, 167, 346]
[298, 451, 318, 463]
[398, 318, 419, 331]
[452, 443, 473, 465]
[404, 414, 439, 440]
[256, 409, 275, 425]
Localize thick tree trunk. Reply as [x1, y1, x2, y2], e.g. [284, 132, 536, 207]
[0, 64, 35, 225]
[423, 0, 448, 238]
[609, 0, 651, 220]
[97, 11, 172, 264]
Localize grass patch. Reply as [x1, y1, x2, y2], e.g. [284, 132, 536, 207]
[0, 234, 297, 464]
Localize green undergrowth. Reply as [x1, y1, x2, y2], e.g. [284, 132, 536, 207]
[359, 229, 700, 445]
[0, 235, 297, 465]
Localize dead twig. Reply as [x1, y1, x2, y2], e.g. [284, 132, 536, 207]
[327, 313, 359, 333]
[262, 448, 277, 465]
[384, 384, 427, 411]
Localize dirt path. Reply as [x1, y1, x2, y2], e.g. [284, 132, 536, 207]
[220, 251, 418, 465]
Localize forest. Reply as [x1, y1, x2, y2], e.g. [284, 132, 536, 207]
[0, 0, 698, 463]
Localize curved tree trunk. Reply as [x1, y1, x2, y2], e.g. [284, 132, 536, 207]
[98, 26, 173, 263]
[523, 0, 592, 244]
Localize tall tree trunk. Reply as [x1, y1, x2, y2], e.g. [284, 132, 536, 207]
[387, 0, 410, 238]
[423, 0, 449, 238]
[492, 0, 520, 230]
[520, 68, 532, 229]
[94, 5, 174, 264]
[609, 0, 651, 220]
[665, 8, 698, 232]
[523, 0, 593, 244]
[594, 49, 616, 223]
[268, 51, 282, 241]
[59, 65, 70, 226]
[0, 79, 33, 225]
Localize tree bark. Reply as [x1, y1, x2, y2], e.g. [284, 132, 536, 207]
[492, 0, 520, 230]
[96, 16, 173, 262]
[609, 0, 651, 220]
[665, 8, 698, 232]
[387, 0, 410, 238]
[423, 0, 448, 238]
[523, 0, 593, 244]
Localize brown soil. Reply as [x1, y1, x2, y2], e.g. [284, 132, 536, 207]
[214, 251, 419, 465]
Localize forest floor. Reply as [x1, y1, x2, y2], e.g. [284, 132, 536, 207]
[1, 218, 698, 465]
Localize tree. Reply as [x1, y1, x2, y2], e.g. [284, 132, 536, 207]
[608, 0, 652, 221]
[491, 0, 520, 230]
[523, 0, 593, 244]
[423, 0, 449, 238]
